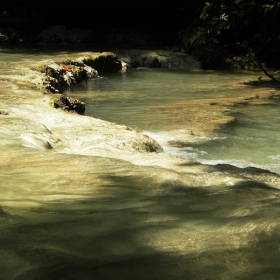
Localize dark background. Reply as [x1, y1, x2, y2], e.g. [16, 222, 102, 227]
[0, 0, 205, 45]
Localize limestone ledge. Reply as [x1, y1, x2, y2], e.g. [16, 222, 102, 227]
[25, 52, 123, 114]
[1, 50, 280, 192]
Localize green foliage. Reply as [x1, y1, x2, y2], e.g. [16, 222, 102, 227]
[49, 102, 55, 108]
[180, 0, 280, 69]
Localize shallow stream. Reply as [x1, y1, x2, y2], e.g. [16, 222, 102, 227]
[1, 48, 280, 279]
[66, 68, 280, 174]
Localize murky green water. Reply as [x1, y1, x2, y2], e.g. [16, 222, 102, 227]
[1, 49, 280, 280]
[67, 69, 256, 123]
[66, 68, 280, 174]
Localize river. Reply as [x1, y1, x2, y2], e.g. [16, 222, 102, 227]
[1, 48, 280, 280]
[65, 68, 280, 174]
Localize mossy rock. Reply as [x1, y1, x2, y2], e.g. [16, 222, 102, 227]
[51, 94, 85, 115]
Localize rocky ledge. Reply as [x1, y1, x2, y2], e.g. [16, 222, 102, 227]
[26, 49, 199, 115]
[0, 50, 164, 155]
[27, 52, 123, 114]
[1, 49, 280, 192]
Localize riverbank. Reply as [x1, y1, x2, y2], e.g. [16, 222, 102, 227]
[1, 48, 280, 187]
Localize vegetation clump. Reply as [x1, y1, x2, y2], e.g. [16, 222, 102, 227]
[179, 0, 280, 80]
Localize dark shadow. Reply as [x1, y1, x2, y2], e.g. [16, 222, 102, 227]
[1, 152, 280, 279]
[243, 80, 280, 89]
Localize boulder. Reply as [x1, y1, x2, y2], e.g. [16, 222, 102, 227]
[79, 52, 122, 74]
[33, 61, 98, 93]
[51, 94, 85, 115]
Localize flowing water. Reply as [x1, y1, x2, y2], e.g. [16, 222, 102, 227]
[66, 68, 280, 174]
[1, 48, 280, 280]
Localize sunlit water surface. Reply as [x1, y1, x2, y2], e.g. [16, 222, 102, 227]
[1, 49, 280, 280]
[66, 68, 280, 174]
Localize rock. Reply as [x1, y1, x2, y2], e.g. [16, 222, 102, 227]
[126, 133, 162, 153]
[114, 49, 200, 69]
[52, 95, 85, 115]
[43, 76, 60, 93]
[33, 61, 98, 93]
[79, 52, 122, 74]
[132, 133, 163, 153]
[32, 53, 122, 94]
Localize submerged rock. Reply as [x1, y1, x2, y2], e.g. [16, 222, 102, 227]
[132, 133, 163, 153]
